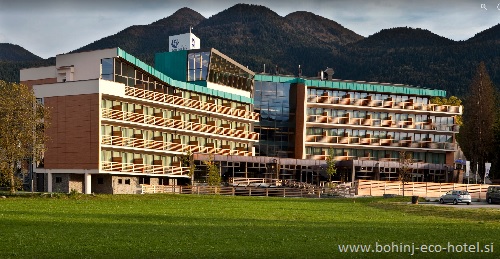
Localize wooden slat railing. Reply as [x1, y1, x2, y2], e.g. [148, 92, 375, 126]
[101, 161, 188, 176]
[356, 180, 489, 199]
[102, 108, 259, 141]
[140, 184, 356, 197]
[125, 86, 259, 121]
[307, 94, 461, 114]
[101, 135, 252, 156]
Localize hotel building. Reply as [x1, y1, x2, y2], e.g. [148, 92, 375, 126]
[20, 33, 462, 193]
[254, 74, 461, 182]
[20, 33, 259, 194]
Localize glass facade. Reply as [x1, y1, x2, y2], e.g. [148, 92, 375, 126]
[187, 52, 210, 81]
[206, 51, 254, 94]
[254, 81, 295, 157]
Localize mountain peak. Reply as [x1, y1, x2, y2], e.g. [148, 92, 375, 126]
[468, 23, 500, 42]
[285, 11, 363, 45]
[355, 27, 454, 48]
[0, 43, 42, 62]
[150, 7, 205, 27]
[226, 3, 277, 14]
[204, 3, 280, 25]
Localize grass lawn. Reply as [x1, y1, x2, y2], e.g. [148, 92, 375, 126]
[1, 194, 499, 258]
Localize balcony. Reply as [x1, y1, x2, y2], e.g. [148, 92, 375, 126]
[305, 134, 456, 151]
[101, 135, 253, 156]
[101, 108, 259, 142]
[124, 86, 259, 121]
[307, 94, 462, 115]
[306, 114, 459, 133]
[101, 161, 188, 176]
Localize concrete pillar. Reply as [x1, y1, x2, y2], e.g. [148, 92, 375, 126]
[47, 171, 52, 193]
[85, 172, 92, 194]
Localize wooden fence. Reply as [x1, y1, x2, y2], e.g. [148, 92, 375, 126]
[356, 180, 490, 199]
[140, 184, 355, 198]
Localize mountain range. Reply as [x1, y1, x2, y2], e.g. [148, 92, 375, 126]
[1, 3, 499, 97]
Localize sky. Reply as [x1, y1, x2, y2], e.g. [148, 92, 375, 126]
[0, 0, 499, 59]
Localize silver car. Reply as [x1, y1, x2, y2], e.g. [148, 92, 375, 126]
[439, 190, 471, 205]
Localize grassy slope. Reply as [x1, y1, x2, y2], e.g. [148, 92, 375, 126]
[0, 195, 499, 258]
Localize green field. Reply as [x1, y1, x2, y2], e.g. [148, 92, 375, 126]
[1, 194, 499, 258]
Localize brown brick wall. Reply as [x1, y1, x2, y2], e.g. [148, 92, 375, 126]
[44, 94, 100, 169]
[294, 83, 306, 159]
[21, 78, 57, 89]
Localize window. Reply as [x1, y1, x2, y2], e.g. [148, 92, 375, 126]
[125, 179, 131, 185]
[101, 58, 114, 81]
[55, 177, 62, 183]
[187, 52, 210, 81]
[118, 179, 123, 184]
[97, 177, 104, 184]
[139, 177, 150, 185]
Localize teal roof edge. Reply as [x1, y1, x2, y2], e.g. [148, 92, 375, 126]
[254, 74, 446, 97]
[116, 48, 253, 104]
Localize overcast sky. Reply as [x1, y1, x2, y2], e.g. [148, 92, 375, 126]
[1, 0, 499, 59]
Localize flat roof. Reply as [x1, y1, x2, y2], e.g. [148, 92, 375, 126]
[255, 74, 447, 97]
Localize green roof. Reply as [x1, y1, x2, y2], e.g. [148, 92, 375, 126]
[255, 74, 447, 97]
[116, 48, 253, 104]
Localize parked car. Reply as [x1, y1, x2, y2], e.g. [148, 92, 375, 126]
[439, 190, 471, 205]
[486, 186, 500, 204]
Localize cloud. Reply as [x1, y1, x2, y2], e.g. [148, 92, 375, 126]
[1, 0, 498, 58]
[0, 33, 11, 43]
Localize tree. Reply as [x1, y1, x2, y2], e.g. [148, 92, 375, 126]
[181, 149, 196, 183]
[398, 151, 414, 197]
[457, 62, 498, 179]
[430, 96, 462, 106]
[203, 155, 221, 187]
[0, 81, 49, 194]
[491, 113, 500, 180]
[325, 149, 337, 184]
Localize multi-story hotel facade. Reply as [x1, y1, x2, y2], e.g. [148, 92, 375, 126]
[20, 33, 462, 193]
[20, 34, 259, 194]
[254, 75, 461, 182]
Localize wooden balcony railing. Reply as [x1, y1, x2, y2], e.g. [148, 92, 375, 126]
[124, 86, 259, 121]
[101, 161, 188, 176]
[304, 134, 456, 150]
[307, 94, 461, 114]
[101, 135, 253, 156]
[102, 108, 259, 141]
[306, 115, 459, 133]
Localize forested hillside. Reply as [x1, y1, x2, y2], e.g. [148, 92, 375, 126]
[1, 4, 499, 97]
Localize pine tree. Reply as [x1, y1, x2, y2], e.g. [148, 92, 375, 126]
[458, 62, 497, 179]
